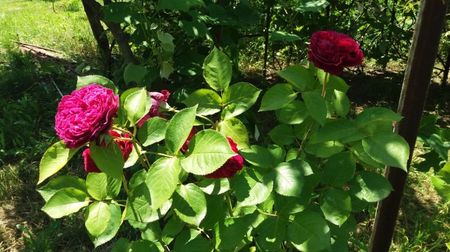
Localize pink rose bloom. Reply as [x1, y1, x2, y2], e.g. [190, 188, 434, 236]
[137, 90, 170, 127]
[308, 30, 364, 75]
[55, 84, 119, 148]
[83, 130, 133, 173]
[206, 137, 244, 179]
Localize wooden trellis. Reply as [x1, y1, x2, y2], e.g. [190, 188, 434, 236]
[369, 0, 448, 251]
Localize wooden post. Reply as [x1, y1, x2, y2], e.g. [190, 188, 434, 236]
[369, 1, 447, 251]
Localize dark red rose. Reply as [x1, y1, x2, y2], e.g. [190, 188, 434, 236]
[55, 84, 119, 148]
[205, 137, 244, 179]
[308, 30, 364, 75]
[180, 128, 198, 153]
[83, 130, 133, 173]
[137, 90, 171, 127]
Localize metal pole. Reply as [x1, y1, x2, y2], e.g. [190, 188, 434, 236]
[369, 1, 448, 251]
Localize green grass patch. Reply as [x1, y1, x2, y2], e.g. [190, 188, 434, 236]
[0, 0, 96, 59]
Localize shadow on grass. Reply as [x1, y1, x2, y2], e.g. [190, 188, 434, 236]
[0, 50, 95, 251]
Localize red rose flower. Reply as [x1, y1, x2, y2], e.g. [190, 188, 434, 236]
[205, 137, 244, 179]
[308, 30, 364, 75]
[83, 130, 133, 173]
[137, 90, 171, 127]
[55, 84, 119, 148]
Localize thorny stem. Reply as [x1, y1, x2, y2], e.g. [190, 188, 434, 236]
[225, 193, 234, 217]
[130, 126, 152, 169]
[145, 151, 174, 158]
[321, 72, 330, 97]
[256, 208, 278, 217]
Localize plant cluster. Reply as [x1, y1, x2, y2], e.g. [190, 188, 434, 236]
[37, 32, 409, 251]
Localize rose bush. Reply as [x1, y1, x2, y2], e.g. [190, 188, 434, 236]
[37, 35, 410, 251]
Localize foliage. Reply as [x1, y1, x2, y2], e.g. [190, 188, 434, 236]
[37, 46, 409, 251]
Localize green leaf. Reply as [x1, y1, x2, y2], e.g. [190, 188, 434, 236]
[333, 90, 350, 117]
[259, 84, 297, 111]
[146, 157, 181, 210]
[214, 214, 259, 251]
[350, 171, 393, 202]
[173, 184, 207, 226]
[309, 119, 366, 144]
[322, 152, 356, 186]
[217, 118, 249, 149]
[38, 141, 79, 184]
[356, 107, 402, 125]
[137, 117, 168, 147]
[124, 64, 149, 85]
[124, 88, 151, 126]
[320, 188, 351, 226]
[42, 188, 89, 218]
[278, 65, 317, 91]
[362, 133, 410, 171]
[222, 82, 261, 119]
[233, 170, 273, 206]
[203, 47, 232, 91]
[240, 145, 284, 169]
[111, 238, 131, 252]
[181, 130, 235, 175]
[166, 106, 197, 154]
[85, 201, 111, 237]
[129, 240, 161, 252]
[183, 89, 222, 116]
[86, 173, 121, 200]
[141, 222, 162, 242]
[162, 216, 184, 245]
[324, 74, 349, 93]
[76, 75, 116, 92]
[126, 184, 172, 224]
[431, 175, 450, 202]
[254, 216, 287, 251]
[270, 31, 301, 42]
[356, 107, 402, 134]
[302, 91, 327, 125]
[158, 0, 205, 11]
[273, 160, 306, 197]
[305, 140, 344, 158]
[351, 142, 384, 168]
[198, 178, 230, 195]
[296, 0, 329, 12]
[38, 176, 86, 202]
[91, 203, 122, 247]
[90, 141, 124, 179]
[275, 100, 309, 125]
[288, 210, 331, 251]
[173, 229, 212, 252]
[269, 124, 296, 146]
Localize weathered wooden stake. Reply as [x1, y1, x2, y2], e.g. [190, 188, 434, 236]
[369, 1, 447, 251]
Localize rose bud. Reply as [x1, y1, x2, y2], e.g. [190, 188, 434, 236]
[137, 90, 171, 127]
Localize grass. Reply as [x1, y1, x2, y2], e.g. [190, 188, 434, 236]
[0, 0, 97, 60]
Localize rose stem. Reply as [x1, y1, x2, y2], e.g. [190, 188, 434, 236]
[299, 72, 330, 151]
